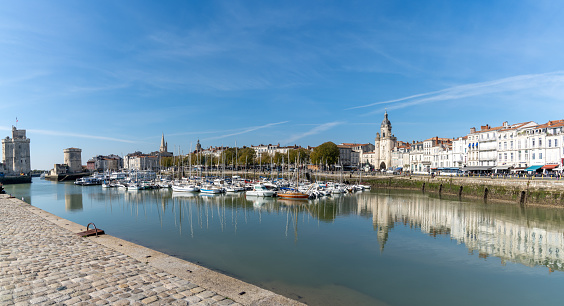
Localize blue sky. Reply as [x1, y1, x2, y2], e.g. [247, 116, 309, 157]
[2, 1, 564, 170]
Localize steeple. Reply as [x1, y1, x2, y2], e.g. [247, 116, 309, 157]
[160, 133, 167, 152]
[380, 111, 392, 138]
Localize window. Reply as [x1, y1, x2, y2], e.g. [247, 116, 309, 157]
[511, 153, 514, 161]
[504, 153, 507, 160]
[539, 138, 542, 147]
[499, 142, 502, 150]
[556, 139, 558, 147]
[499, 153, 502, 160]
[549, 140, 552, 147]
[504, 142, 507, 150]
[510, 141, 513, 149]
[532, 139, 535, 147]
[540, 153, 543, 159]
[533, 153, 535, 160]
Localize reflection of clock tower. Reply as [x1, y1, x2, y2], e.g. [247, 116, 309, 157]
[374, 111, 397, 170]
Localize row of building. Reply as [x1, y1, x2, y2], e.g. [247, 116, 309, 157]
[4, 112, 564, 177]
[335, 113, 564, 174]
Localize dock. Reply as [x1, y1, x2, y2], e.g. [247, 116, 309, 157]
[0, 194, 303, 305]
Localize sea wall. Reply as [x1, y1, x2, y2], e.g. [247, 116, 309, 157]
[44, 172, 89, 182]
[362, 176, 564, 207]
[0, 175, 32, 184]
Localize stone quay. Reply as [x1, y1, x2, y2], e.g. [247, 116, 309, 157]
[0, 194, 303, 306]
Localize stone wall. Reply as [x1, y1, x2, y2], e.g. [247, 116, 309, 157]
[363, 176, 564, 207]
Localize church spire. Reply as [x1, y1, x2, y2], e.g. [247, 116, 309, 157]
[160, 133, 167, 152]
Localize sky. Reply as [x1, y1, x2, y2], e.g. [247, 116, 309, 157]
[2, 0, 564, 170]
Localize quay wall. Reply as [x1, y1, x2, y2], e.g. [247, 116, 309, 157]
[361, 176, 564, 207]
[0, 175, 32, 184]
[44, 172, 89, 182]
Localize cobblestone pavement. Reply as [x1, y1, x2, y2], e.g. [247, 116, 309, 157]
[0, 196, 240, 306]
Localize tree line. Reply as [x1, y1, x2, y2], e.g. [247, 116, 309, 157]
[160, 141, 340, 168]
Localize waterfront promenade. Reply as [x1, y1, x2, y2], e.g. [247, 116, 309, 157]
[0, 195, 302, 305]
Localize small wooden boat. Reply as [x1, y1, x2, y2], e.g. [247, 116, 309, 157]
[277, 191, 309, 199]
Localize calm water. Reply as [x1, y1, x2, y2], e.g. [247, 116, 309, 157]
[5, 178, 564, 305]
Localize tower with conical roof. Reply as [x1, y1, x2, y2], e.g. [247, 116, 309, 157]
[160, 133, 167, 153]
[374, 111, 397, 170]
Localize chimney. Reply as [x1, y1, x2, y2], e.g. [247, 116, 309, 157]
[503, 121, 508, 127]
[470, 127, 476, 133]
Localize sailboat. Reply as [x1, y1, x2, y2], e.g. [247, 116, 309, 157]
[278, 153, 309, 199]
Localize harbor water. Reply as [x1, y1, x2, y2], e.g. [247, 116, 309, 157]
[5, 178, 564, 305]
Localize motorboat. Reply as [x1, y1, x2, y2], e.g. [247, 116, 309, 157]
[172, 184, 200, 192]
[225, 184, 245, 193]
[246, 184, 276, 197]
[200, 184, 224, 194]
[74, 177, 102, 186]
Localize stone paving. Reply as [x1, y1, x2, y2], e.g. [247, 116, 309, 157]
[0, 196, 241, 306]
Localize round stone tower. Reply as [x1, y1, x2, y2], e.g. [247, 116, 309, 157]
[64, 148, 82, 173]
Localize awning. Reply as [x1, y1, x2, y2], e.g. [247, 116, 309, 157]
[395, 167, 403, 170]
[463, 166, 493, 171]
[524, 165, 543, 171]
[542, 164, 559, 170]
[493, 165, 512, 170]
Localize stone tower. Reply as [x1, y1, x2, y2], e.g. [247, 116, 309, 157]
[64, 148, 82, 173]
[160, 133, 168, 153]
[196, 139, 202, 152]
[1, 126, 31, 175]
[374, 111, 397, 170]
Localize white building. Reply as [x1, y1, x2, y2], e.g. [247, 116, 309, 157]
[452, 136, 467, 168]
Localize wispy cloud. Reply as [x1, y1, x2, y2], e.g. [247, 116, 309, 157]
[0, 71, 49, 87]
[346, 71, 564, 113]
[203, 121, 289, 141]
[282, 121, 343, 144]
[26, 129, 137, 143]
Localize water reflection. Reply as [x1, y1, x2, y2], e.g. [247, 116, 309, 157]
[64, 193, 83, 211]
[355, 192, 564, 272]
[79, 188, 564, 273]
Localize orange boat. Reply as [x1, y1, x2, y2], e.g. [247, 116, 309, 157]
[277, 191, 309, 199]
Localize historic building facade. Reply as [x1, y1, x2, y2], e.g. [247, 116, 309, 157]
[374, 111, 397, 170]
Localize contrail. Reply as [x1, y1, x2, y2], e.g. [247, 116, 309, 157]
[346, 70, 564, 111]
[27, 129, 137, 143]
[283, 121, 343, 144]
[203, 121, 289, 140]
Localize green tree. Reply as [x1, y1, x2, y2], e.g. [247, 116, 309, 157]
[237, 147, 256, 166]
[273, 152, 285, 165]
[287, 148, 310, 165]
[223, 148, 238, 165]
[160, 157, 173, 168]
[256, 153, 272, 165]
[310, 142, 339, 165]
